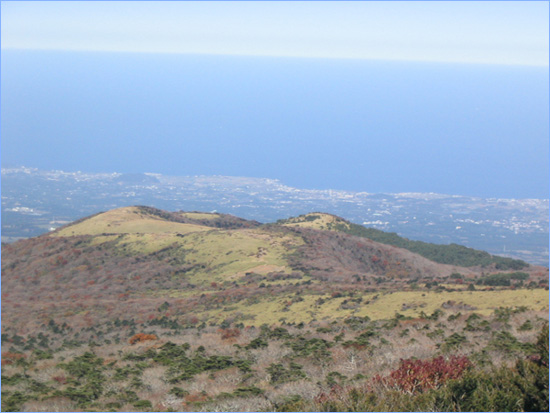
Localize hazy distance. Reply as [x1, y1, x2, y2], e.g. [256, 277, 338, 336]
[1, 50, 548, 199]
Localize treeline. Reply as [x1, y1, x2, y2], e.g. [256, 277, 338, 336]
[334, 222, 527, 270]
[477, 272, 530, 287]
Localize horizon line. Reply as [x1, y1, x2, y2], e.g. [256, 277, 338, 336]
[2, 46, 548, 68]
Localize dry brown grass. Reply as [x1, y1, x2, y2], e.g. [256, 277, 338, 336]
[22, 397, 78, 412]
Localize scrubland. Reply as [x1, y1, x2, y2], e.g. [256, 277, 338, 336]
[1, 305, 548, 412]
[2, 207, 548, 411]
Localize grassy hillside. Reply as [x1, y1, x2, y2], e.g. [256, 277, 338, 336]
[2, 207, 548, 412]
[279, 213, 528, 269]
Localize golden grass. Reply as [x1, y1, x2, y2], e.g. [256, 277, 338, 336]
[281, 213, 351, 231]
[365, 288, 550, 319]
[48, 206, 306, 289]
[52, 206, 210, 237]
[193, 288, 550, 327]
[114, 233, 190, 254]
[178, 228, 303, 284]
[178, 212, 222, 220]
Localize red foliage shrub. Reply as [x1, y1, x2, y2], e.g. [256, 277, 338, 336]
[375, 355, 471, 393]
[1, 351, 26, 365]
[186, 316, 198, 325]
[184, 392, 209, 403]
[315, 384, 345, 404]
[219, 327, 241, 340]
[52, 375, 67, 384]
[128, 333, 158, 345]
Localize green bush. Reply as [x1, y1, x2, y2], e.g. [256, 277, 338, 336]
[464, 313, 490, 332]
[231, 386, 264, 397]
[59, 352, 105, 405]
[441, 333, 468, 351]
[267, 362, 306, 385]
[1, 374, 24, 386]
[1, 391, 29, 412]
[438, 357, 548, 412]
[133, 399, 153, 409]
[287, 337, 332, 358]
[245, 337, 268, 350]
[169, 387, 189, 398]
[489, 331, 533, 355]
[518, 320, 534, 331]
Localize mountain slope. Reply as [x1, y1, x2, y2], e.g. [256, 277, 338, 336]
[2, 208, 548, 413]
[3, 206, 546, 334]
[279, 213, 527, 269]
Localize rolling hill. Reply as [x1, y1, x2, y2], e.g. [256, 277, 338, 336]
[1, 206, 548, 412]
[2, 206, 546, 330]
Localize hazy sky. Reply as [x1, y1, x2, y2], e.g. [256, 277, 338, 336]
[1, 1, 548, 66]
[1, 1, 549, 198]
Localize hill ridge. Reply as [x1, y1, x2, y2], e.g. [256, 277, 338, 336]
[277, 212, 528, 270]
[2, 205, 547, 339]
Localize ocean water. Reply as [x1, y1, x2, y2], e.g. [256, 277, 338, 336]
[1, 50, 548, 198]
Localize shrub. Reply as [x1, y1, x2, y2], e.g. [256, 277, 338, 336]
[536, 323, 549, 366]
[518, 320, 534, 331]
[442, 333, 468, 351]
[375, 356, 471, 393]
[1, 351, 26, 366]
[128, 333, 158, 345]
[1, 374, 25, 386]
[489, 330, 533, 354]
[245, 337, 268, 350]
[231, 386, 264, 397]
[439, 361, 547, 412]
[267, 362, 306, 385]
[58, 352, 105, 405]
[133, 399, 153, 409]
[287, 336, 332, 358]
[219, 327, 241, 340]
[464, 313, 491, 332]
[1, 391, 29, 412]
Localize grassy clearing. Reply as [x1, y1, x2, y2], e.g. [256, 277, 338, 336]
[192, 288, 549, 327]
[107, 226, 304, 285]
[353, 289, 549, 320]
[180, 229, 303, 284]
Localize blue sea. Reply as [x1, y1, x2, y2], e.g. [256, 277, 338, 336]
[1, 50, 548, 198]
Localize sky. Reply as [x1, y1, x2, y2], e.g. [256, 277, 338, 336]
[1, 1, 549, 199]
[1, 1, 548, 66]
